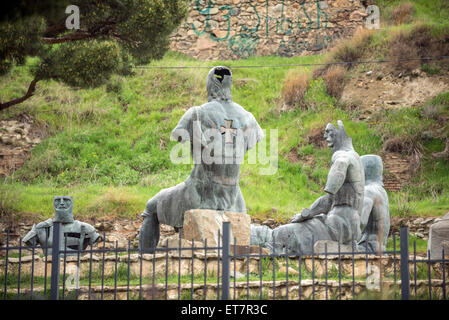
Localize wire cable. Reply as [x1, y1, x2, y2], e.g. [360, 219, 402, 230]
[133, 55, 449, 70]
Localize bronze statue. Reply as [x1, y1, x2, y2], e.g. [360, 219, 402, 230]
[139, 66, 264, 252]
[23, 196, 100, 255]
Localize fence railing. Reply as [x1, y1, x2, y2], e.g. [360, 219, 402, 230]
[0, 222, 447, 300]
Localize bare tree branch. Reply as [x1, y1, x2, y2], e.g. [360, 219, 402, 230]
[43, 31, 94, 44]
[0, 77, 40, 111]
[432, 138, 449, 160]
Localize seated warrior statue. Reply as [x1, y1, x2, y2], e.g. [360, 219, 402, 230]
[253, 121, 364, 254]
[23, 196, 101, 255]
[357, 155, 390, 253]
[139, 66, 264, 252]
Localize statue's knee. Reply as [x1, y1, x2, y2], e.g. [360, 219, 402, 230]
[144, 199, 157, 214]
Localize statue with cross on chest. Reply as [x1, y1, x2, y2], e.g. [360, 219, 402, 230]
[139, 66, 264, 252]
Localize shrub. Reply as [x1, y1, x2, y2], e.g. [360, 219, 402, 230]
[388, 30, 420, 72]
[382, 136, 422, 155]
[327, 28, 374, 69]
[389, 24, 449, 72]
[282, 70, 311, 109]
[312, 28, 374, 78]
[389, 2, 415, 25]
[421, 63, 441, 75]
[322, 65, 347, 99]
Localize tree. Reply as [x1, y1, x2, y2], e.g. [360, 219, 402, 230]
[0, 0, 188, 111]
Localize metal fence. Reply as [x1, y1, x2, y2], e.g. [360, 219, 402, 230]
[0, 222, 447, 300]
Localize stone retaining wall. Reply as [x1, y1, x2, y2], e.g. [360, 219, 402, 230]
[4, 280, 448, 300]
[169, 0, 369, 60]
[1, 253, 448, 280]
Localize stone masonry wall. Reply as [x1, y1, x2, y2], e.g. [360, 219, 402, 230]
[169, 0, 368, 60]
[2, 253, 448, 299]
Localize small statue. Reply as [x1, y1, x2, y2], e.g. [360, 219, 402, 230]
[257, 120, 364, 254]
[357, 155, 390, 253]
[23, 196, 101, 255]
[139, 66, 264, 252]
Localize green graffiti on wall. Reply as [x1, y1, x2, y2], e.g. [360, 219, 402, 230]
[188, 0, 332, 58]
[229, 33, 260, 58]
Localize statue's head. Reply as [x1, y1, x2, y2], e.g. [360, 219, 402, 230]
[361, 155, 383, 185]
[324, 120, 353, 152]
[206, 66, 232, 102]
[53, 196, 74, 223]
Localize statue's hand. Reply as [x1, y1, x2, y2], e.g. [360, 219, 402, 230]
[290, 209, 311, 223]
[290, 213, 302, 223]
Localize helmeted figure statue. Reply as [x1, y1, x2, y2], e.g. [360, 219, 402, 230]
[23, 196, 101, 255]
[139, 66, 264, 252]
[357, 155, 390, 253]
[252, 120, 364, 255]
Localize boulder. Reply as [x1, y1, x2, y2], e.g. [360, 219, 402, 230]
[428, 213, 449, 260]
[182, 209, 251, 247]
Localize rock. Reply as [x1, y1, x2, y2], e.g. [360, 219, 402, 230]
[349, 10, 368, 21]
[225, 211, 251, 246]
[421, 218, 434, 225]
[261, 218, 276, 228]
[230, 271, 246, 279]
[182, 209, 251, 247]
[411, 69, 421, 77]
[94, 222, 114, 232]
[195, 36, 217, 51]
[158, 234, 203, 255]
[313, 240, 357, 254]
[208, 7, 219, 15]
[366, 71, 373, 76]
[415, 232, 425, 239]
[428, 214, 449, 259]
[288, 267, 299, 275]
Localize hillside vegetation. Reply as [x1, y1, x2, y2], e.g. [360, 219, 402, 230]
[1, 0, 449, 223]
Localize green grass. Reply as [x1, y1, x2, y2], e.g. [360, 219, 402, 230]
[1, 51, 448, 221]
[374, 0, 449, 26]
[1, 4, 449, 223]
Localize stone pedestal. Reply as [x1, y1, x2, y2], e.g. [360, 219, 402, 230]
[428, 213, 449, 260]
[181, 209, 251, 247]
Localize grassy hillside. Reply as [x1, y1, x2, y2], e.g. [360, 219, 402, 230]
[1, 1, 449, 223]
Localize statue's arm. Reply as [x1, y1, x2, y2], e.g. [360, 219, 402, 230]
[171, 107, 197, 143]
[324, 156, 349, 195]
[80, 222, 102, 245]
[291, 194, 333, 223]
[22, 224, 38, 246]
[245, 113, 264, 151]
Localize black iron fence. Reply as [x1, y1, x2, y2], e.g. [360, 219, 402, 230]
[0, 222, 447, 300]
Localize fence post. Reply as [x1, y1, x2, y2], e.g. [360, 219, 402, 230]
[221, 222, 230, 300]
[400, 226, 410, 300]
[50, 221, 61, 300]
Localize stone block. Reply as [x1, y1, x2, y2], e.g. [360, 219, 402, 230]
[428, 213, 449, 260]
[181, 209, 250, 247]
[314, 240, 357, 255]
